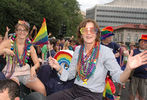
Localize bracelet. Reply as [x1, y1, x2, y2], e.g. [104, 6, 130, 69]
[57, 67, 62, 72]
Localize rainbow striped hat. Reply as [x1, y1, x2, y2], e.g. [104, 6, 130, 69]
[101, 26, 114, 40]
[139, 34, 147, 42]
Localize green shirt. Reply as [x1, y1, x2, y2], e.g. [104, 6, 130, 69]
[42, 45, 48, 60]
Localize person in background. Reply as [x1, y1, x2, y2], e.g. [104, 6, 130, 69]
[59, 38, 65, 50]
[37, 38, 74, 95]
[54, 39, 61, 52]
[41, 39, 56, 65]
[4, 26, 11, 40]
[101, 26, 120, 58]
[129, 41, 137, 51]
[29, 25, 42, 58]
[29, 25, 37, 41]
[0, 20, 46, 96]
[101, 26, 120, 97]
[117, 43, 129, 96]
[47, 19, 147, 100]
[41, 40, 50, 65]
[129, 34, 147, 100]
[0, 79, 20, 100]
[63, 40, 70, 50]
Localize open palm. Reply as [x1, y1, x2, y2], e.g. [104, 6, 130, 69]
[127, 50, 147, 70]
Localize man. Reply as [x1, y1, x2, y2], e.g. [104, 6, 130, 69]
[101, 26, 123, 97]
[101, 26, 120, 57]
[129, 34, 147, 100]
[0, 79, 20, 100]
[129, 41, 136, 50]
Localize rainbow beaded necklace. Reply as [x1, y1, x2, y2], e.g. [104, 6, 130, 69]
[10, 35, 31, 67]
[77, 42, 100, 84]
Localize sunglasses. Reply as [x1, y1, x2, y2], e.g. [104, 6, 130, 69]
[80, 27, 98, 34]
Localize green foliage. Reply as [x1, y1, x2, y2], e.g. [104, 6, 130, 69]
[0, 0, 83, 38]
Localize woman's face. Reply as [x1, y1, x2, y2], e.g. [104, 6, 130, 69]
[15, 25, 29, 39]
[81, 22, 97, 45]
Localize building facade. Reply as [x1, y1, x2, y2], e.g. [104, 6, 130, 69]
[113, 24, 147, 44]
[86, 0, 147, 29]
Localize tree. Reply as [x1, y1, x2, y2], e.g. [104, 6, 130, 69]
[0, 0, 83, 38]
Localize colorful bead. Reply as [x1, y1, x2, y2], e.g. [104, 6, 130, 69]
[28, 41, 31, 44]
[27, 53, 30, 56]
[25, 59, 28, 63]
[77, 42, 100, 83]
[10, 35, 31, 67]
[26, 57, 29, 60]
[13, 35, 16, 38]
[11, 48, 14, 50]
[12, 37, 15, 41]
[27, 47, 31, 50]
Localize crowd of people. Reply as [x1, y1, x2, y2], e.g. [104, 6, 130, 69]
[0, 19, 146, 100]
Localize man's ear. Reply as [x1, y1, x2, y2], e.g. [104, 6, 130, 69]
[14, 97, 20, 100]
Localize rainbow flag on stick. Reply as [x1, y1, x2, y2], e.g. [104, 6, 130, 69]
[103, 76, 116, 100]
[32, 18, 48, 46]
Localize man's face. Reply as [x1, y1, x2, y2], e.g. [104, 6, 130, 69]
[105, 36, 113, 43]
[139, 40, 147, 50]
[0, 89, 11, 100]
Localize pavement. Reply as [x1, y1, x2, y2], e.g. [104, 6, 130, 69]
[114, 81, 147, 100]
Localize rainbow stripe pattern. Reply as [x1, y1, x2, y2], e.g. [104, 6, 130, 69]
[32, 18, 48, 46]
[54, 50, 74, 70]
[103, 76, 115, 99]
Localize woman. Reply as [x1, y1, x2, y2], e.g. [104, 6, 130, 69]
[63, 40, 70, 50]
[47, 19, 147, 100]
[0, 20, 46, 96]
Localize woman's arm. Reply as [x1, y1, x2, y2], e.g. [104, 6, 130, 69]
[0, 40, 14, 56]
[30, 46, 40, 69]
[120, 50, 147, 83]
[30, 45, 40, 77]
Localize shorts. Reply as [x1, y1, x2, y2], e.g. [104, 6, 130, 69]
[129, 76, 147, 98]
[11, 74, 31, 85]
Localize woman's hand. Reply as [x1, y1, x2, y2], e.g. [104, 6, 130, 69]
[30, 67, 37, 78]
[4, 48, 15, 56]
[126, 50, 147, 70]
[115, 52, 120, 58]
[38, 58, 42, 62]
[6, 26, 10, 32]
[48, 56, 61, 71]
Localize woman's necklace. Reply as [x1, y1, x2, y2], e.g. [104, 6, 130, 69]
[10, 35, 31, 67]
[77, 42, 100, 84]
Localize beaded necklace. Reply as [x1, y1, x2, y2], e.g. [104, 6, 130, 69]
[77, 42, 100, 84]
[10, 35, 31, 67]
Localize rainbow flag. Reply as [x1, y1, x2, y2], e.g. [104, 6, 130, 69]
[103, 76, 115, 100]
[32, 18, 48, 46]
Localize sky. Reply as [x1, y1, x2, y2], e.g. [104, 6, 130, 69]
[77, 0, 114, 12]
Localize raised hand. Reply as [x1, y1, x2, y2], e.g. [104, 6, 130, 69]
[4, 48, 15, 56]
[33, 25, 37, 30]
[6, 26, 10, 32]
[48, 56, 61, 70]
[127, 50, 147, 70]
